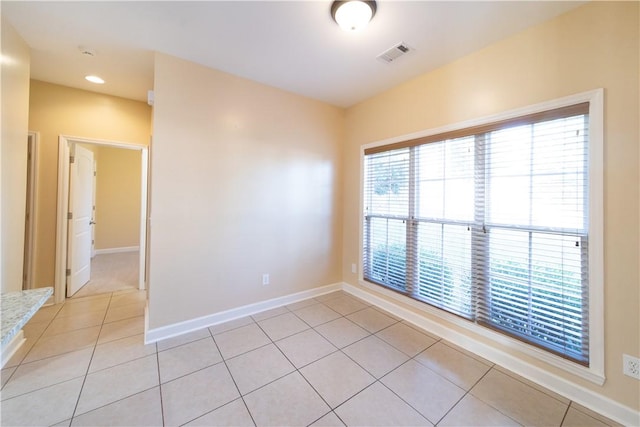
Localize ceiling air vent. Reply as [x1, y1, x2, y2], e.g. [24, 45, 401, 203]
[377, 42, 413, 64]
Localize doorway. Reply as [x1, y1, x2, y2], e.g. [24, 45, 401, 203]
[54, 135, 149, 304]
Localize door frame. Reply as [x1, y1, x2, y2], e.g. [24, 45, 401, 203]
[54, 135, 149, 304]
[23, 131, 39, 290]
[91, 158, 97, 259]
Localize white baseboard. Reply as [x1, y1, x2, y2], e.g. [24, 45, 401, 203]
[144, 282, 342, 345]
[1, 331, 25, 368]
[341, 282, 639, 427]
[95, 246, 139, 255]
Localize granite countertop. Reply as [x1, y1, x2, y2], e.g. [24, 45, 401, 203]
[1, 287, 53, 348]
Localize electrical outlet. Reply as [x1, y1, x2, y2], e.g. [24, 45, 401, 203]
[262, 274, 269, 286]
[351, 263, 357, 274]
[623, 354, 640, 380]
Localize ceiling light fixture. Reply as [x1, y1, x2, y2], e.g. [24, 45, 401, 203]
[331, 0, 377, 32]
[85, 75, 105, 84]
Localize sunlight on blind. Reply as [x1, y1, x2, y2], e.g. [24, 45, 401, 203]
[363, 149, 410, 291]
[362, 104, 590, 364]
[478, 114, 589, 363]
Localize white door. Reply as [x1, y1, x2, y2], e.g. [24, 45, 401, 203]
[67, 144, 94, 296]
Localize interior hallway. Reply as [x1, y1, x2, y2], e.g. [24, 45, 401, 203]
[71, 251, 139, 299]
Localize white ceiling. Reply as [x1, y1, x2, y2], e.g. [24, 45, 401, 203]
[2, 1, 584, 108]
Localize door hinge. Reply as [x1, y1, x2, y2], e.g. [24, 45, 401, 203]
[70, 155, 75, 164]
[66, 268, 71, 276]
[67, 212, 73, 220]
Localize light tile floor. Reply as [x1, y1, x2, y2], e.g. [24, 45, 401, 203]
[1, 290, 621, 427]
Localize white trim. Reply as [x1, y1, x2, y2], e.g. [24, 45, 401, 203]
[55, 138, 70, 303]
[1, 330, 25, 368]
[341, 282, 639, 427]
[60, 135, 146, 151]
[359, 89, 605, 384]
[55, 135, 149, 304]
[91, 159, 97, 259]
[139, 148, 148, 291]
[94, 246, 140, 255]
[586, 88, 605, 378]
[144, 282, 342, 344]
[144, 303, 150, 345]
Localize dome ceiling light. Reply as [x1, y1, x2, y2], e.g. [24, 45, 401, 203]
[331, 1, 377, 32]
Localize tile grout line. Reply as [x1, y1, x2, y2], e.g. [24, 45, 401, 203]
[155, 341, 166, 427]
[208, 328, 258, 427]
[322, 317, 476, 427]
[60, 292, 156, 423]
[430, 363, 497, 426]
[67, 386, 161, 424]
[3, 312, 208, 402]
[68, 290, 115, 424]
[252, 311, 347, 426]
[261, 302, 396, 423]
[359, 299, 574, 424]
[23, 295, 113, 366]
[413, 338, 457, 426]
[365, 354, 435, 424]
[341, 295, 578, 425]
[398, 339, 524, 426]
[0, 295, 118, 406]
[186, 294, 614, 426]
[8, 304, 63, 368]
[491, 365, 574, 406]
[263, 321, 335, 408]
[559, 401, 572, 427]
[368, 334, 499, 427]
[79, 333, 151, 375]
[566, 401, 615, 427]
[14, 290, 613, 427]
[105, 293, 545, 426]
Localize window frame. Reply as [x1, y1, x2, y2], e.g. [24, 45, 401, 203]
[358, 89, 604, 384]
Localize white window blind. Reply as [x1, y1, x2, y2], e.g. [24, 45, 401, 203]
[363, 103, 590, 364]
[363, 149, 410, 292]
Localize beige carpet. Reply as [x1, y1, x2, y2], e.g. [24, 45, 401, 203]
[71, 251, 139, 298]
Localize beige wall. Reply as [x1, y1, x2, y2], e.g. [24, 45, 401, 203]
[148, 53, 344, 329]
[94, 146, 141, 250]
[343, 1, 639, 412]
[1, 17, 31, 293]
[28, 80, 151, 288]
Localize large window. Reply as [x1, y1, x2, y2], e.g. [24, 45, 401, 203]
[363, 102, 593, 365]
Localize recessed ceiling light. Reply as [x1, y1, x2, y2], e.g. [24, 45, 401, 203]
[85, 75, 105, 84]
